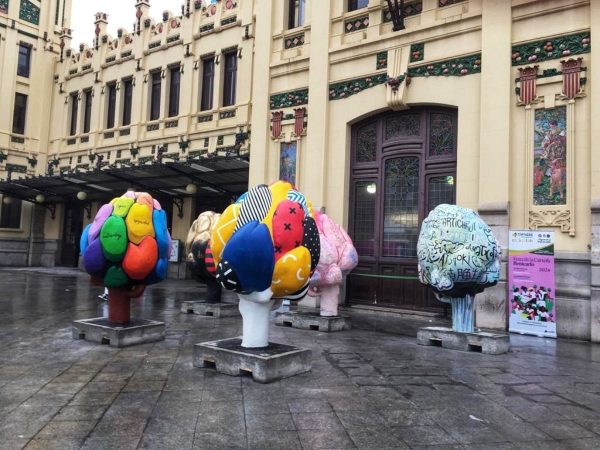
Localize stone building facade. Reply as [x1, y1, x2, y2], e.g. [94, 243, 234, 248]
[0, 0, 598, 341]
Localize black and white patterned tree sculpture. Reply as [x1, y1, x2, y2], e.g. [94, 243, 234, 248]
[417, 204, 501, 333]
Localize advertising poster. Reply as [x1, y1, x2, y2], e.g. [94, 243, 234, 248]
[508, 230, 556, 338]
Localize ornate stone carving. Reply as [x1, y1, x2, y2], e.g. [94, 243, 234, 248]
[529, 210, 573, 236]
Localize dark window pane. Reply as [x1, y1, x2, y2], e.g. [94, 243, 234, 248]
[83, 90, 92, 133]
[355, 122, 377, 163]
[348, 0, 369, 12]
[106, 83, 117, 129]
[122, 79, 133, 126]
[222, 52, 237, 107]
[150, 71, 161, 121]
[383, 157, 420, 258]
[429, 112, 455, 156]
[168, 66, 180, 117]
[200, 58, 214, 111]
[0, 198, 22, 229]
[17, 45, 31, 78]
[384, 114, 420, 141]
[288, 0, 306, 29]
[427, 175, 455, 213]
[12, 93, 27, 135]
[353, 181, 377, 257]
[69, 93, 78, 136]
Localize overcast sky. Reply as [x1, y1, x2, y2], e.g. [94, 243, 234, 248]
[71, 0, 182, 47]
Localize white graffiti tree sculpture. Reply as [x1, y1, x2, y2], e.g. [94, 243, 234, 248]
[417, 204, 501, 333]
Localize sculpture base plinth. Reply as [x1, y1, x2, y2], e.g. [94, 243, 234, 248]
[193, 337, 311, 383]
[417, 327, 510, 355]
[275, 311, 351, 332]
[72, 318, 165, 348]
[180, 301, 240, 318]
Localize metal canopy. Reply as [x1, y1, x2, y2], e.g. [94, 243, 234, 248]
[0, 156, 249, 204]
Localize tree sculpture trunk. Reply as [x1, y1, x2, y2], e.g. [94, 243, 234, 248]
[440, 293, 475, 333]
[237, 290, 274, 348]
[205, 278, 222, 304]
[319, 284, 340, 317]
[107, 286, 146, 324]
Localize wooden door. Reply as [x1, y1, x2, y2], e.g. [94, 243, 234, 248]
[347, 108, 457, 311]
[60, 203, 84, 267]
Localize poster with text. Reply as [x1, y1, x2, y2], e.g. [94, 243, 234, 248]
[508, 230, 556, 338]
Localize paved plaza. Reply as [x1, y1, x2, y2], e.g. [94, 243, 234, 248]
[1, 268, 600, 449]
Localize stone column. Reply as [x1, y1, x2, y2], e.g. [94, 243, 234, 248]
[248, 0, 273, 186]
[476, 0, 512, 331]
[302, 1, 332, 206]
[589, 0, 600, 343]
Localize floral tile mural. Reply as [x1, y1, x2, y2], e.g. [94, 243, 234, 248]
[533, 106, 567, 205]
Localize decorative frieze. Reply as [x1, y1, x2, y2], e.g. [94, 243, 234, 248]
[511, 31, 590, 66]
[148, 41, 161, 49]
[270, 88, 309, 109]
[11, 136, 25, 144]
[410, 43, 424, 63]
[19, 0, 39, 25]
[165, 120, 179, 128]
[200, 23, 214, 33]
[138, 156, 154, 164]
[6, 163, 27, 174]
[104, 131, 115, 139]
[80, 136, 90, 143]
[345, 15, 369, 33]
[198, 114, 213, 123]
[438, 0, 465, 6]
[408, 53, 481, 77]
[67, 138, 76, 145]
[329, 73, 388, 101]
[166, 34, 180, 44]
[376, 51, 388, 70]
[119, 128, 131, 136]
[285, 33, 305, 50]
[147, 123, 159, 131]
[221, 15, 237, 26]
[105, 56, 116, 64]
[219, 109, 236, 119]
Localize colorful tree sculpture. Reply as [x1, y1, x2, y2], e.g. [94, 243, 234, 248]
[80, 191, 171, 323]
[417, 204, 500, 333]
[211, 181, 320, 348]
[307, 211, 358, 316]
[185, 211, 222, 303]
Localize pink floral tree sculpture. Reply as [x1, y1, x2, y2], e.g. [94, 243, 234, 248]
[308, 211, 358, 316]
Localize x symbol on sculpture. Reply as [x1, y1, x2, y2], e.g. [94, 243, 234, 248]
[284, 223, 291, 231]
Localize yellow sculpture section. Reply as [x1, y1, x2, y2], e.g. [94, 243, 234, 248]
[261, 181, 294, 238]
[210, 203, 240, 265]
[125, 203, 155, 245]
[271, 246, 312, 297]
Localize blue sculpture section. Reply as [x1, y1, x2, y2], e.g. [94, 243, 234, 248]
[417, 204, 501, 333]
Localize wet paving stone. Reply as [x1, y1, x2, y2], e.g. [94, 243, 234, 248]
[2, 268, 600, 449]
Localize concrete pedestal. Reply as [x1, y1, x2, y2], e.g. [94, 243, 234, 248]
[72, 318, 165, 348]
[275, 311, 351, 332]
[417, 326, 510, 355]
[180, 301, 240, 318]
[193, 337, 311, 383]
